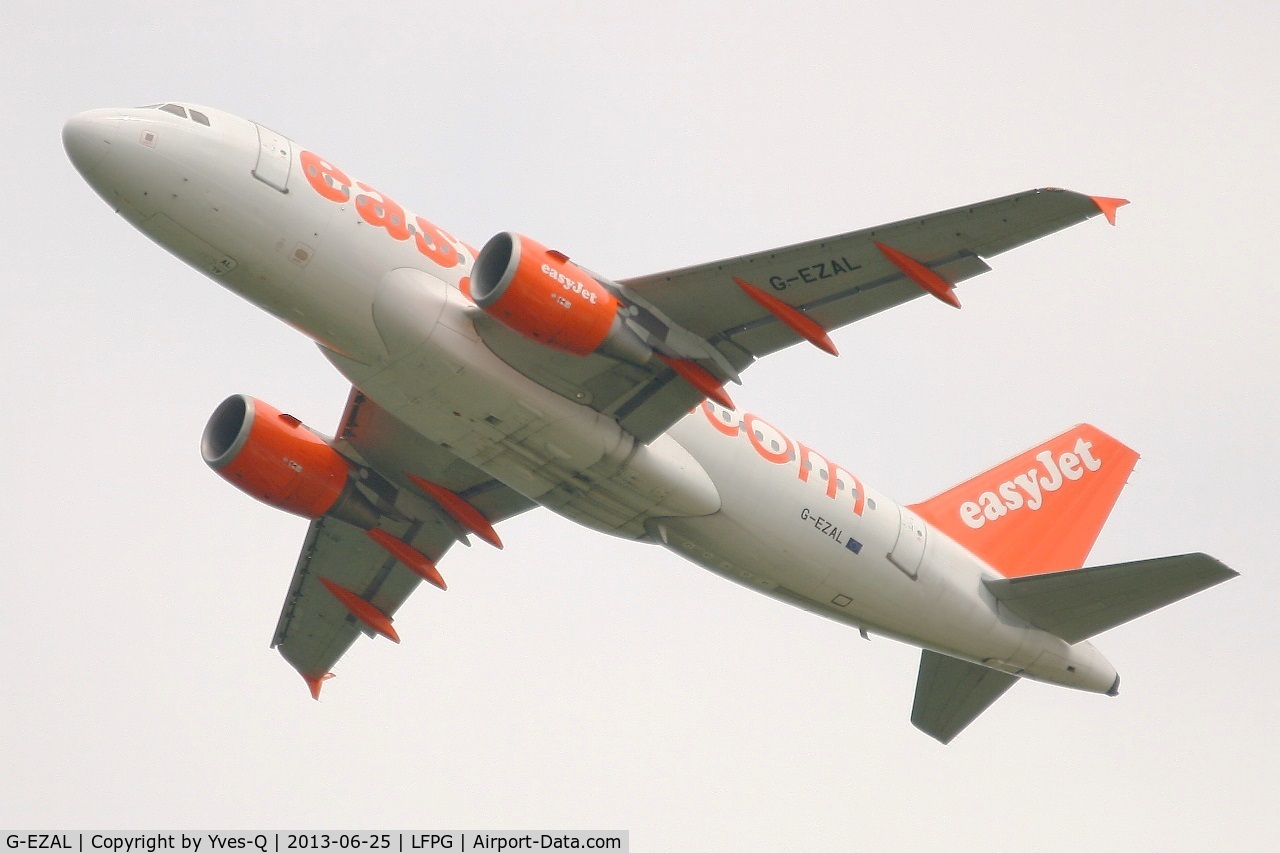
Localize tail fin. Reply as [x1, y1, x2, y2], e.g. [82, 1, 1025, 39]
[909, 425, 1139, 577]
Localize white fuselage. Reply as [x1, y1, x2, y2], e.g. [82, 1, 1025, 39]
[64, 104, 1118, 695]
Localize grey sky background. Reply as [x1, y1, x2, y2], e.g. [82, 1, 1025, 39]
[5, 1, 1277, 849]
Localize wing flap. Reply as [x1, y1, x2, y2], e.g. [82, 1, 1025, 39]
[912, 650, 1019, 744]
[983, 553, 1239, 644]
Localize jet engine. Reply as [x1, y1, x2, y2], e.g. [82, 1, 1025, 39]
[470, 232, 651, 363]
[201, 395, 378, 528]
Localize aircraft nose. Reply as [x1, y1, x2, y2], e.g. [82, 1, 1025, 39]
[63, 110, 118, 176]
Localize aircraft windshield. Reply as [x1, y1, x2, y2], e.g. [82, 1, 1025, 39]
[138, 103, 212, 126]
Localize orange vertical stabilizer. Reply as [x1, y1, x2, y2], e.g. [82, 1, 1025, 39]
[909, 425, 1139, 577]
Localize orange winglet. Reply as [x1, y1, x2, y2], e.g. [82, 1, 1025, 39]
[319, 577, 401, 643]
[367, 528, 447, 591]
[303, 671, 336, 700]
[656, 354, 734, 409]
[406, 475, 503, 549]
[1088, 196, 1130, 226]
[733, 277, 838, 356]
[874, 242, 961, 309]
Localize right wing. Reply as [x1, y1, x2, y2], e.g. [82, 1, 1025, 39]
[912, 650, 1020, 744]
[617, 189, 1117, 358]
[271, 389, 535, 695]
[477, 189, 1123, 441]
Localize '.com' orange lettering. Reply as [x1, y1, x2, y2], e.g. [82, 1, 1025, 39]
[700, 402, 864, 516]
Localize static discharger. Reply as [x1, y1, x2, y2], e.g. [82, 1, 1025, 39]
[366, 527, 447, 590]
[873, 242, 962, 309]
[733, 277, 838, 356]
[303, 672, 335, 700]
[319, 577, 400, 643]
[406, 475, 503, 549]
[656, 354, 734, 409]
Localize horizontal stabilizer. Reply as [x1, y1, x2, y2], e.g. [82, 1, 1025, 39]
[984, 553, 1238, 644]
[912, 650, 1019, 744]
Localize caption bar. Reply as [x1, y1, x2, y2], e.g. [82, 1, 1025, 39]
[4, 835, 627, 853]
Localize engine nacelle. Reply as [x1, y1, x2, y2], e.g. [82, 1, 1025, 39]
[471, 232, 649, 362]
[201, 395, 375, 525]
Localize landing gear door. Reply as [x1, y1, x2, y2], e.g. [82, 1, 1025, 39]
[252, 123, 292, 193]
[889, 506, 927, 579]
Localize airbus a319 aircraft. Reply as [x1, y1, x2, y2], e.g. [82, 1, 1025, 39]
[64, 103, 1236, 743]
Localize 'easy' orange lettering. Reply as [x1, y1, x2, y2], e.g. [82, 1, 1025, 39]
[355, 183, 411, 241]
[413, 216, 459, 268]
[301, 150, 351, 203]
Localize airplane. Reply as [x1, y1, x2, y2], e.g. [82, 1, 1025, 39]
[63, 102, 1237, 743]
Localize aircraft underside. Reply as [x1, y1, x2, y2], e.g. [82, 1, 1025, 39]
[64, 102, 1237, 742]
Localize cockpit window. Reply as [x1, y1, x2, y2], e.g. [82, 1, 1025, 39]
[189, 109, 211, 126]
[159, 103, 188, 118]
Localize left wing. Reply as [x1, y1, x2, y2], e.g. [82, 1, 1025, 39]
[271, 389, 535, 695]
[476, 189, 1123, 441]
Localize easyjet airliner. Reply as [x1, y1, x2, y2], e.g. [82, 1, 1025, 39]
[64, 103, 1236, 742]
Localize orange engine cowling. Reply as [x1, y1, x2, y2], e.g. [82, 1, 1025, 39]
[470, 232, 649, 362]
[201, 395, 359, 520]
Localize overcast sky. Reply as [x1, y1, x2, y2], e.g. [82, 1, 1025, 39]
[5, 2, 1277, 849]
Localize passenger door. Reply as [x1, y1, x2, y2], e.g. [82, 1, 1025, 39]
[889, 505, 927, 579]
[252, 123, 292, 192]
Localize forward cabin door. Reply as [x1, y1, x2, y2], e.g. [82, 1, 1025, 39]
[889, 506, 927, 579]
[252, 123, 292, 192]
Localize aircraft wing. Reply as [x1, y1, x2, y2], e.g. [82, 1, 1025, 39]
[475, 189, 1122, 441]
[271, 389, 535, 694]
